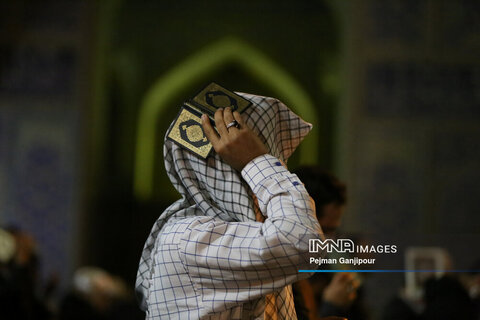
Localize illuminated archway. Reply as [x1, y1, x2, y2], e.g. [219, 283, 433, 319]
[134, 37, 318, 200]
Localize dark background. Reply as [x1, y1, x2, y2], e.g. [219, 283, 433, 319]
[0, 0, 479, 318]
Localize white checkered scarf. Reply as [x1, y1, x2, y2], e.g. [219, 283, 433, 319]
[136, 92, 312, 309]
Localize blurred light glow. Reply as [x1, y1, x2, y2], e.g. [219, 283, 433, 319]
[134, 36, 318, 200]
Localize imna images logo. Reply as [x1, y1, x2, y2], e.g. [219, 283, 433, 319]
[309, 239, 397, 254]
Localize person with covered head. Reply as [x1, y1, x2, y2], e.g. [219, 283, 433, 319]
[136, 89, 323, 319]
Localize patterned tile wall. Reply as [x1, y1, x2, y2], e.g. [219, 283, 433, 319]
[340, 0, 480, 317]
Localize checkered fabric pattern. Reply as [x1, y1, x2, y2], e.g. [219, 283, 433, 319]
[136, 93, 322, 319]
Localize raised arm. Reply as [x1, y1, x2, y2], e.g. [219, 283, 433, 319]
[176, 108, 323, 312]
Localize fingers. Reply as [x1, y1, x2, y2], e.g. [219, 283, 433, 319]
[223, 107, 236, 131]
[201, 114, 220, 146]
[202, 107, 239, 150]
[340, 272, 353, 282]
[214, 108, 228, 136]
[338, 273, 358, 293]
[351, 278, 360, 290]
[333, 272, 357, 289]
[201, 107, 267, 170]
[332, 272, 349, 284]
[233, 110, 246, 128]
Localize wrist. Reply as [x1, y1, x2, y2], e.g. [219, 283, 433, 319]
[237, 152, 268, 171]
[241, 154, 289, 191]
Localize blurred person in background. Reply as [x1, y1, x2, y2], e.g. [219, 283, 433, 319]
[422, 274, 476, 320]
[292, 167, 368, 320]
[0, 227, 52, 320]
[464, 259, 480, 319]
[382, 256, 480, 320]
[59, 266, 143, 320]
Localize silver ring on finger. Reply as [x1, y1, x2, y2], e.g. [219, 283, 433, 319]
[226, 120, 240, 130]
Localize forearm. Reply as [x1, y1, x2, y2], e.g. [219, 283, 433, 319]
[242, 154, 322, 240]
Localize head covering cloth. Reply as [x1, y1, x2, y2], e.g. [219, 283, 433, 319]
[136, 92, 312, 308]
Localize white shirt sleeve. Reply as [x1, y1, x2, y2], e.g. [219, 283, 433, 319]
[178, 154, 322, 303]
